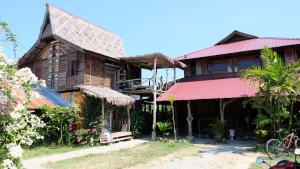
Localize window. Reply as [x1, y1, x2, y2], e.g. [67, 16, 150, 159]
[34, 64, 42, 79]
[237, 59, 258, 71]
[191, 62, 196, 76]
[208, 62, 228, 74]
[67, 60, 76, 77]
[71, 60, 76, 76]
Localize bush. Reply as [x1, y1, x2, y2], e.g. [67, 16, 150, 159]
[131, 108, 152, 138]
[212, 119, 224, 143]
[38, 104, 79, 145]
[157, 122, 172, 135]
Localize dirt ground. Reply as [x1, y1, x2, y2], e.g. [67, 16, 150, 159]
[127, 141, 261, 169]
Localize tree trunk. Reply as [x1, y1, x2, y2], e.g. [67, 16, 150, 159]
[172, 105, 177, 140]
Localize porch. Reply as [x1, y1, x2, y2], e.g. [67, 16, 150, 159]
[157, 77, 259, 140]
[77, 85, 135, 144]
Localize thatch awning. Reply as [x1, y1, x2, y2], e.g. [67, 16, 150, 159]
[77, 85, 135, 107]
[120, 53, 187, 69]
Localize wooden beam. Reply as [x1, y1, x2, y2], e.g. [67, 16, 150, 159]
[152, 56, 157, 140]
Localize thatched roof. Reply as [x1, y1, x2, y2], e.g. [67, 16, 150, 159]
[77, 85, 135, 107]
[121, 53, 187, 69]
[19, 3, 126, 65]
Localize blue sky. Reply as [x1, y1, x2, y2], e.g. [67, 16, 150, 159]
[1, 0, 300, 79]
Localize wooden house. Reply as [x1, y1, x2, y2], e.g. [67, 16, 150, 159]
[158, 30, 300, 139]
[17, 4, 185, 140]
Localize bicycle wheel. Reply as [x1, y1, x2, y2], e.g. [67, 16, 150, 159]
[295, 138, 300, 149]
[265, 139, 283, 160]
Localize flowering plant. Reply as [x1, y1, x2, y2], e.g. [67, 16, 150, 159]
[0, 22, 45, 169]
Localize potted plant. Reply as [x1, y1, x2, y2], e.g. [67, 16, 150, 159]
[212, 119, 224, 143]
[157, 122, 172, 141]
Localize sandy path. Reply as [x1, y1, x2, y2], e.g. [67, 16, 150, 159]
[127, 142, 261, 169]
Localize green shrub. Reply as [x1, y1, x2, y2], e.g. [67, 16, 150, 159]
[255, 129, 270, 143]
[39, 104, 79, 145]
[157, 122, 172, 135]
[211, 119, 224, 142]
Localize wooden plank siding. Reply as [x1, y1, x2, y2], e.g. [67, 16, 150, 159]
[183, 53, 261, 77]
[84, 54, 105, 86]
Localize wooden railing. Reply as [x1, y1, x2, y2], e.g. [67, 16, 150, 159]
[115, 78, 174, 93]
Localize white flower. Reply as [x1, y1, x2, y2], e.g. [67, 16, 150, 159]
[9, 111, 21, 119]
[6, 143, 23, 159]
[15, 67, 38, 84]
[3, 159, 17, 169]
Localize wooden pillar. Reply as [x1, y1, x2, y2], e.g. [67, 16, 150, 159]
[152, 56, 158, 140]
[109, 111, 112, 132]
[101, 98, 105, 118]
[219, 99, 224, 124]
[186, 100, 194, 140]
[127, 106, 131, 131]
[219, 99, 235, 124]
[173, 67, 176, 83]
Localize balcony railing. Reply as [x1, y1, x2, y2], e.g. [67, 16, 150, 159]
[115, 78, 174, 94]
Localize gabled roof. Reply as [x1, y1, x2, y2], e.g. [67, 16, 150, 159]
[215, 30, 257, 45]
[19, 3, 126, 65]
[177, 31, 300, 61]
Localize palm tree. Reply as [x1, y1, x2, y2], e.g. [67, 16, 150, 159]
[242, 47, 300, 137]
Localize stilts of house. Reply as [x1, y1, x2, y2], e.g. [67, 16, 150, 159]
[158, 30, 300, 140]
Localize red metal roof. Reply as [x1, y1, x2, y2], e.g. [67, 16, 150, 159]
[157, 78, 257, 101]
[14, 88, 55, 109]
[177, 38, 300, 61]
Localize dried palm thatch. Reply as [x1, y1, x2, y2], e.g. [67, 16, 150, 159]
[77, 85, 135, 107]
[18, 3, 126, 66]
[121, 53, 187, 69]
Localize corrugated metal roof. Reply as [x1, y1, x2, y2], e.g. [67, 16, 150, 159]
[177, 38, 300, 61]
[157, 78, 257, 101]
[14, 84, 69, 109]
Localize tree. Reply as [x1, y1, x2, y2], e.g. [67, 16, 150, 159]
[242, 46, 300, 137]
[168, 95, 177, 141]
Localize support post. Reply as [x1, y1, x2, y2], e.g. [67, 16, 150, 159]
[219, 99, 235, 124]
[220, 99, 224, 124]
[186, 100, 194, 140]
[109, 111, 112, 132]
[173, 67, 176, 84]
[127, 106, 131, 131]
[152, 56, 158, 140]
[101, 98, 106, 129]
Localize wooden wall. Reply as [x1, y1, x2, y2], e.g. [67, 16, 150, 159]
[84, 53, 118, 89]
[183, 52, 260, 77]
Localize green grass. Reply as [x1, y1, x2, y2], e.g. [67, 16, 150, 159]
[44, 140, 194, 169]
[23, 145, 90, 159]
[249, 144, 265, 153]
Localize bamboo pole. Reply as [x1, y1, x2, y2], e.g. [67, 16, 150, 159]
[152, 56, 157, 140]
